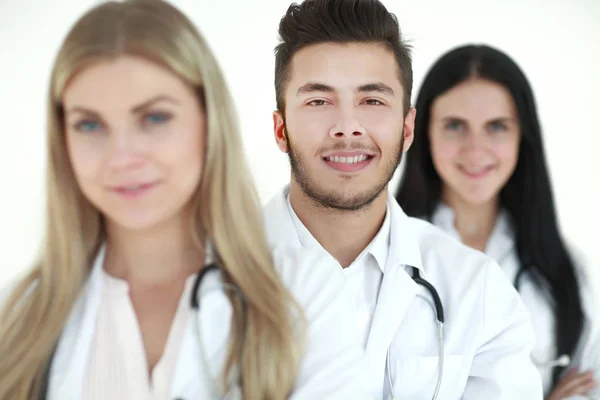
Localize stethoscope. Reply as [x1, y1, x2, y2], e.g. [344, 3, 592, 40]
[387, 267, 445, 400]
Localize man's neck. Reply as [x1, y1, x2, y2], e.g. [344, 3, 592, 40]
[289, 183, 388, 268]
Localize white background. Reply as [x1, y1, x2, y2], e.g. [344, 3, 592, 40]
[0, 0, 598, 298]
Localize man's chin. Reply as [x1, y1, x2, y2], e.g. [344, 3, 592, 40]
[304, 186, 386, 212]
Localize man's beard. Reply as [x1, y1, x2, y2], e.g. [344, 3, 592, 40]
[284, 128, 404, 212]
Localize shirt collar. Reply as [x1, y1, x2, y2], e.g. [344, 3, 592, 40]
[285, 190, 391, 273]
[285, 190, 323, 251]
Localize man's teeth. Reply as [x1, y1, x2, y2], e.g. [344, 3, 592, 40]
[325, 154, 369, 164]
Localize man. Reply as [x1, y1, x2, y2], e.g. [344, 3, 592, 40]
[263, 0, 543, 398]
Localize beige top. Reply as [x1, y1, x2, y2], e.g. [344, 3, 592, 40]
[83, 269, 195, 400]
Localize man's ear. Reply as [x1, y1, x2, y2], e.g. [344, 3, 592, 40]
[273, 110, 289, 153]
[402, 107, 417, 153]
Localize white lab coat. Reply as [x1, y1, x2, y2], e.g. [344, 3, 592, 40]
[432, 203, 600, 400]
[263, 186, 544, 399]
[0, 245, 372, 399]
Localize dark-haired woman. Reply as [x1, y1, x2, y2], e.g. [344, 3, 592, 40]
[396, 44, 599, 400]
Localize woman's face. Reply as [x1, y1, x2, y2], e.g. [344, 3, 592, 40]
[428, 78, 521, 207]
[63, 55, 205, 232]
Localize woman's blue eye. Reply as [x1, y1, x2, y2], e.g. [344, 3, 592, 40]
[76, 120, 101, 133]
[144, 112, 171, 124]
[445, 121, 462, 131]
[489, 121, 507, 132]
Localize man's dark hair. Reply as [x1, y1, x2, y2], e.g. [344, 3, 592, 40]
[274, 0, 413, 114]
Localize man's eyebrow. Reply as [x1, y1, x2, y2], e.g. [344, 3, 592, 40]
[295, 82, 395, 97]
[296, 82, 336, 95]
[356, 82, 395, 96]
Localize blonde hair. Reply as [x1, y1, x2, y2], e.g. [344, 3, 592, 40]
[0, 1, 304, 398]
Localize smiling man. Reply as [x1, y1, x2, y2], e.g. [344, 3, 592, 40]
[263, 0, 544, 398]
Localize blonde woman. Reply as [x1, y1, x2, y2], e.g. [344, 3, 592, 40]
[0, 1, 367, 399]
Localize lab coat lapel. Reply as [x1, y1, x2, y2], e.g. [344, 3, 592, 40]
[363, 196, 424, 392]
[364, 263, 418, 391]
[50, 246, 106, 400]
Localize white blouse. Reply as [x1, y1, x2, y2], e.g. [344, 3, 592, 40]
[83, 269, 195, 400]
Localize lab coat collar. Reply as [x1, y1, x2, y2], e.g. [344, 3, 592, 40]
[431, 202, 515, 262]
[370, 204, 391, 273]
[264, 185, 424, 275]
[386, 191, 424, 275]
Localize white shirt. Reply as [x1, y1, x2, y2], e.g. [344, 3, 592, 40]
[83, 270, 195, 400]
[286, 193, 389, 347]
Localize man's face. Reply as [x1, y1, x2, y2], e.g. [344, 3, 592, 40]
[274, 42, 415, 211]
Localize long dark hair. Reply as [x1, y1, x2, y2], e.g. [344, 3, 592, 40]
[395, 44, 584, 385]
